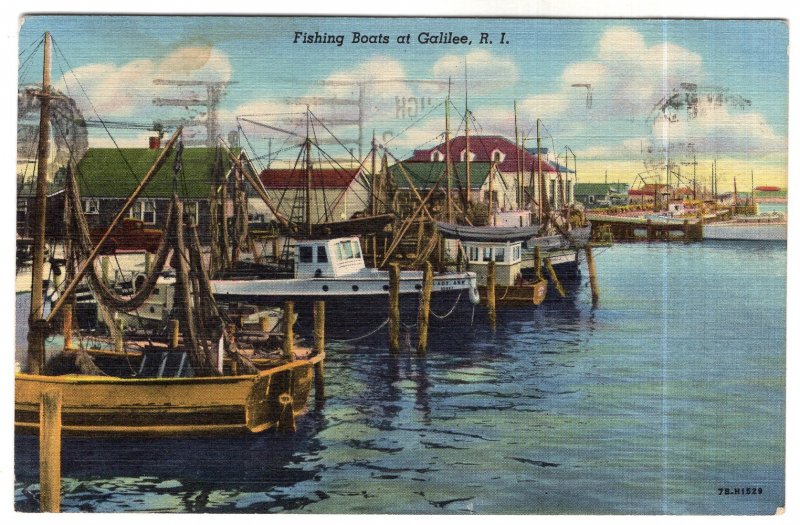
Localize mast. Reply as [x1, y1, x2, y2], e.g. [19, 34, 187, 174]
[733, 176, 738, 210]
[537, 119, 548, 223]
[28, 31, 52, 375]
[464, 60, 471, 205]
[370, 131, 377, 216]
[514, 102, 521, 210]
[751, 169, 755, 207]
[445, 93, 453, 222]
[305, 107, 313, 237]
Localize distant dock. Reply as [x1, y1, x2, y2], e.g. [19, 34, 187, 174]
[586, 214, 703, 243]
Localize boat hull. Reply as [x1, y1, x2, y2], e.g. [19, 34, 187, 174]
[15, 352, 323, 436]
[478, 279, 547, 306]
[703, 222, 787, 241]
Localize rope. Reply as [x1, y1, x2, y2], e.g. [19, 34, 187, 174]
[429, 291, 463, 320]
[499, 285, 511, 300]
[332, 318, 389, 343]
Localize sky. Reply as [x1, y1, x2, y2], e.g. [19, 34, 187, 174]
[17, 16, 789, 190]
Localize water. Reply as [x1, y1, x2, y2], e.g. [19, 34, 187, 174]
[14, 241, 786, 514]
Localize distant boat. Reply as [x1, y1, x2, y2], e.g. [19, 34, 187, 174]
[703, 213, 787, 241]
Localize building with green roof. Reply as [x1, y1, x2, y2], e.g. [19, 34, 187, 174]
[574, 182, 629, 208]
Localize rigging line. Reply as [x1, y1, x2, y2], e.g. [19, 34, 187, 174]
[17, 36, 44, 78]
[50, 37, 146, 194]
[18, 33, 44, 58]
[313, 143, 381, 213]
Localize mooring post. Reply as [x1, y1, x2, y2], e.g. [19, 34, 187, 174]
[586, 244, 600, 308]
[487, 260, 497, 329]
[534, 245, 543, 281]
[544, 259, 566, 298]
[114, 318, 124, 352]
[144, 251, 153, 275]
[283, 300, 295, 361]
[62, 302, 73, 351]
[417, 261, 433, 355]
[646, 218, 653, 242]
[39, 390, 62, 513]
[313, 300, 325, 401]
[389, 263, 401, 353]
[169, 319, 179, 348]
[101, 255, 110, 284]
[683, 219, 690, 243]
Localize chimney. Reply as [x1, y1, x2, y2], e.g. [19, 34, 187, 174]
[149, 136, 161, 149]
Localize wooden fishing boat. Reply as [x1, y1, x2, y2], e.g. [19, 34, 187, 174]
[15, 351, 324, 436]
[16, 33, 324, 437]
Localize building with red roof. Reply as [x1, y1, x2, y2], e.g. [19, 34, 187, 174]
[249, 165, 369, 224]
[407, 135, 575, 210]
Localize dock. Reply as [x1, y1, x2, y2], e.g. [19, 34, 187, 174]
[586, 214, 703, 243]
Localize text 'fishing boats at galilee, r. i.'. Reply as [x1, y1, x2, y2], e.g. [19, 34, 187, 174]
[13, 15, 787, 516]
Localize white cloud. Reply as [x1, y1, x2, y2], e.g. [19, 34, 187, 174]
[431, 49, 518, 95]
[55, 46, 232, 122]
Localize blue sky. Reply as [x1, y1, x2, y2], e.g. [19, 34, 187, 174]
[18, 16, 788, 182]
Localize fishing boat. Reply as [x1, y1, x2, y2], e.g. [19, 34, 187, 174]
[703, 212, 787, 241]
[436, 222, 547, 306]
[211, 235, 480, 337]
[16, 32, 324, 436]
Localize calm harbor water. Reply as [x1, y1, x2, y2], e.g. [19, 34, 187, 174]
[14, 241, 785, 514]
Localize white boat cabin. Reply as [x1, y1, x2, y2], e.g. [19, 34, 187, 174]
[464, 240, 523, 286]
[294, 237, 367, 278]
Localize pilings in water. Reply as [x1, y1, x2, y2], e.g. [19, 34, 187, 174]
[388, 263, 401, 353]
[169, 319, 180, 348]
[544, 259, 566, 298]
[283, 300, 295, 361]
[62, 303, 73, 350]
[534, 245, 543, 281]
[313, 300, 325, 401]
[417, 261, 433, 355]
[586, 244, 600, 308]
[39, 390, 62, 513]
[487, 261, 497, 329]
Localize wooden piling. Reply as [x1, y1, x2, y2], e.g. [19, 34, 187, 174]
[272, 237, 279, 262]
[62, 303, 72, 350]
[534, 245, 543, 281]
[487, 261, 497, 329]
[145, 251, 153, 275]
[101, 256, 110, 284]
[169, 319, 180, 348]
[586, 244, 600, 308]
[283, 300, 295, 361]
[646, 219, 654, 242]
[114, 318, 124, 352]
[417, 261, 433, 355]
[544, 259, 566, 298]
[389, 263, 401, 353]
[39, 390, 62, 513]
[313, 300, 325, 401]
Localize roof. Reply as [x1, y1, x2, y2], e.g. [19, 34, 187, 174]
[389, 161, 495, 191]
[574, 183, 628, 197]
[409, 135, 558, 174]
[629, 183, 670, 196]
[259, 167, 361, 190]
[74, 147, 240, 199]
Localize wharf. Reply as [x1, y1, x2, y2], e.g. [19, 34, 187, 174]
[586, 214, 703, 242]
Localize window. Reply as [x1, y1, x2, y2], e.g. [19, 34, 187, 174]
[469, 246, 479, 261]
[588, 195, 595, 204]
[84, 198, 99, 214]
[491, 150, 505, 163]
[299, 246, 313, 263]
[513, 245, 521, 262]
[483, 248, 492, 262]
[342, 241, 354, 259]
[336, 242, 345, 260]
[431, 150, 444, 162]
[495, 247, 505, 263]
[460, 149, 475, 162]
[317, 246, 328, 263]
[130, 199, 157, 224]
[184, 201, 199, 226]
[352, 240, 362, 259]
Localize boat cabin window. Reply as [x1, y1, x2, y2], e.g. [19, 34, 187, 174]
[512, 245, 521, 262]
[468, 246, 479, 261]
[317, 246, 328, 263]
[483, 248, 493, 262]
[342, 241, 354, 259]
[495, 247, 505, 263]
[299, 246, 313, 263]
[352, 240, 362, 259]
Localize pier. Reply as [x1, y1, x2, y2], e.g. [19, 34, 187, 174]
[586, 214, 703, 243]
